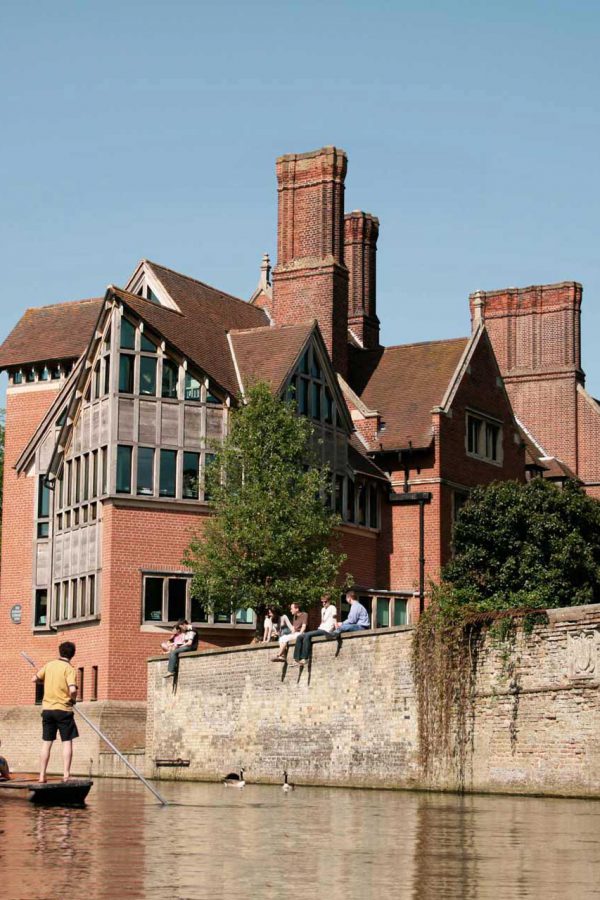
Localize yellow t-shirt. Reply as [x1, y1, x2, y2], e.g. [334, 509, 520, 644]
[37, 659, 77, 711]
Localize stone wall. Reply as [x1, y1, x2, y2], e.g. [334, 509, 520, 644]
[0, 700, 146, 777]
[146, 604, 600, 797]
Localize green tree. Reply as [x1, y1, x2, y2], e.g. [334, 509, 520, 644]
[443, 478, 600, 613]
[185, 382, 347, 625]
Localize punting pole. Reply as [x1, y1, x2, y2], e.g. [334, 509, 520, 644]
[20, 651, 168, 806]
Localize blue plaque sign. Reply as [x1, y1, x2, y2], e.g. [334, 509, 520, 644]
[10, 604, 22, 624]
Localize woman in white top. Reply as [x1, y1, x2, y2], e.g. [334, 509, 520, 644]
[292, 596, 338, 667]
[262, 608, 277, 642]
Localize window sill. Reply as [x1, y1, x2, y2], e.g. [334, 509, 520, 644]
[50, 615, 101, 629]
[140, 621, 255, 633]
[466, 452, 503, 467]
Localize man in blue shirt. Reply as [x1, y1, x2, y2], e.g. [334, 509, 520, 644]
[335, 590, 370, 634]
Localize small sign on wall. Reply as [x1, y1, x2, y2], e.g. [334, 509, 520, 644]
[10, 604, 22, 624]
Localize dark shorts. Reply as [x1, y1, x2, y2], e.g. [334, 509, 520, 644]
[41, 710, 79, 742]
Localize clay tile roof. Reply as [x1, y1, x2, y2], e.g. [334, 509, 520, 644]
[515, 422, 548, 470]
[0, 298, 103, 369]
[348, 337, 469, 450]
[229, 321, 315, 392]
[540, 456, 579, 481]
[113, 262, 269, 395]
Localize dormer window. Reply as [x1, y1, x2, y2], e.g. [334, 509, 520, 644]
[146, 286, 160, 304]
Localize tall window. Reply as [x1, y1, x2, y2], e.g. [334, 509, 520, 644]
[35, 589, 48, 627]
[369, 485, 379, 529]
[139, 357, 157, 396]
[116, 446, 133, 493]
[119, 354, 134, 393]
[37, 476, 50, 539]
[120, 318, 136, 350]
[183, 452, 200, 499]
[162, 360, 179, 399]
[137, 447, 155, 496]
[159, 450, 177, 498]
[185, 373, 201, 401]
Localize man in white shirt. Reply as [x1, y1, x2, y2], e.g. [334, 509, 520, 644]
[292, 596, 338, 668]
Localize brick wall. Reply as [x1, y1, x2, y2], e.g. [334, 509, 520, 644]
[0, 700, 146, 776]
[470, 282, 600, 481]
[100, 501, 254, 701]
[0, 385, 63, 704]
[146, 603, 600, 797]
[380, 330, 525, 598]
[577, 386, 600, 497]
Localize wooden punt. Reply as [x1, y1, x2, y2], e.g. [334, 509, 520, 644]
[0, 775, 93, 805]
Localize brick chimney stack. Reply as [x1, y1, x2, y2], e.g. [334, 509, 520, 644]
[344, 211, 380, 349]
[271, 146, 349, 375]
[470, 281, 584, 470]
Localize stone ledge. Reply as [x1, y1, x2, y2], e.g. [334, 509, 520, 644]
[147, 625, 413, 664]
[547, 603, 600, 623]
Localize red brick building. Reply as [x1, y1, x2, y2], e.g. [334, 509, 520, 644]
[469, 283, 600, 499]
[0, 146, 525, 706]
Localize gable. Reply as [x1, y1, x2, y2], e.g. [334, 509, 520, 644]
[126, 260, 181, 312]
[230, 321, 353, 435]
[348, 337, 469, 450]
[442, 327, 516, 424]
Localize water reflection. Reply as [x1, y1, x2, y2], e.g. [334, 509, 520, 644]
[0, 779, 598, 899]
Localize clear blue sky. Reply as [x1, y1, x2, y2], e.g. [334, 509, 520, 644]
[1, 1, 599, 397]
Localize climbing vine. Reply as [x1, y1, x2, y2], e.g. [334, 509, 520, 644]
[412, 585, 548, 788]
[412, 587, 483, 787]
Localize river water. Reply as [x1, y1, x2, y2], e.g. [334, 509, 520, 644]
[0, 779, 598, 900]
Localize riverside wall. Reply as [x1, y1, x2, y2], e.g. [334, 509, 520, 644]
[146, 604, 600, 797]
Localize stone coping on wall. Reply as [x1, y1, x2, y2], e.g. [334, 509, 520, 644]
[147, 624, 413, 663]
[147, 602, 600, 664]
[546, 602, 600, 623]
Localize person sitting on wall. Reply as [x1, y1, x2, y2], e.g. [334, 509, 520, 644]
[334, 590, 370, 636]
[161, 622, 186, 654]
[163, 619, 198, 678]
[272, 603, 307, 662]
[293, 595, 338, 668]
[277, 610, 292, 639]
[0, 740, 10, 780]
[262, 607, 278, 643]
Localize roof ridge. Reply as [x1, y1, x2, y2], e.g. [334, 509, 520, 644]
[380, 336, 469, 352]
[146, 259, 255, 311]
[109, 286, 186, 318]
[230, 320, 314, 337]
[24, 298, 102, 314]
